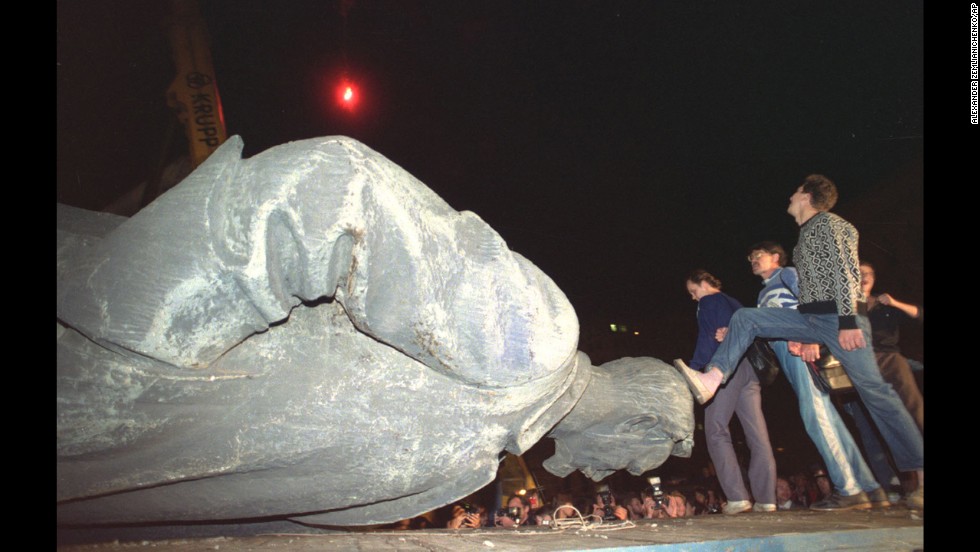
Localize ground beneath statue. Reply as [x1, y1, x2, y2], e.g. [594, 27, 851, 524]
[58, 508, 923, 551]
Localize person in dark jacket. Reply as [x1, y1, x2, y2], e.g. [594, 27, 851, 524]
[681, 269, 776, 514]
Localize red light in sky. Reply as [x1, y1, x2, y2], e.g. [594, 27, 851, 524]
[337, 80, 358, 111]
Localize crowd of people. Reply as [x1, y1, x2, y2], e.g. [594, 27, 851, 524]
[400, 475, 717, 529]
[385, 459, 888, 530]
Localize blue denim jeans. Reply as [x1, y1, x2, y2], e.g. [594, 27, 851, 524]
[707, 307, 923, 472]
[841, 398, 902, 491]
[771, 340, 880, 495]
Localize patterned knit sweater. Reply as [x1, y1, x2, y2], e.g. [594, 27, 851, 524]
[792, 211, 866, 330]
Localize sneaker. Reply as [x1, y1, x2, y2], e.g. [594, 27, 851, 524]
[866, 487, 892, 509]
[722, 500, 752, 515]
[672, 359, 715, 404]
[752, 503, 776, 513]
[810, 491, 872, 511]
[905, 487, 923, 510]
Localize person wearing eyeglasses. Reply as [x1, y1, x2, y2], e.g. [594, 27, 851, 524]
[721, 241, 889, 511]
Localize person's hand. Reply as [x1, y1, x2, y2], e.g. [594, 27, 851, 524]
[613, 505, 629, 520]
[642, 496, 661, 518]
[496, 514, 517, 528]
[874, 293, 921, 318]
[715, 327, 728, 342]
[461, 513, 480, 528]
[447, 506, 467, 528]
[799, 343, 821, 362]
[838, 328, 866, 351]
[447, 512, 466, 529]
[788, 341, 802, 356]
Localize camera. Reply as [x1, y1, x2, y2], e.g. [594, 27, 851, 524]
[596, 484, 618, 521]
[647, 476, 666, 510]
[459, 501, 479, 514]
[495, 506, 522, 519]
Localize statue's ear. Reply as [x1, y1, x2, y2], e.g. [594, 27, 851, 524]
[618, 415, 660, 433]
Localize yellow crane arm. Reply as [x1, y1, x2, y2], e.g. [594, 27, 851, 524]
[166, 0, 227, 169]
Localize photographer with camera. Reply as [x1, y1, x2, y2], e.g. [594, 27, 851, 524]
[592, 485, 629, 521]
[446, 500, 485, 529]
[634, 478, 693, 519]
[493, 495, 531, 528]
[641, 492, 689, 519]
[639, 477, 671, 519]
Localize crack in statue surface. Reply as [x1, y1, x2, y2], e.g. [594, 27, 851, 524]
[56, 135, 694, 527]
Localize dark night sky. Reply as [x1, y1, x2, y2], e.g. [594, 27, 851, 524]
[57, 0, 924, 366]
